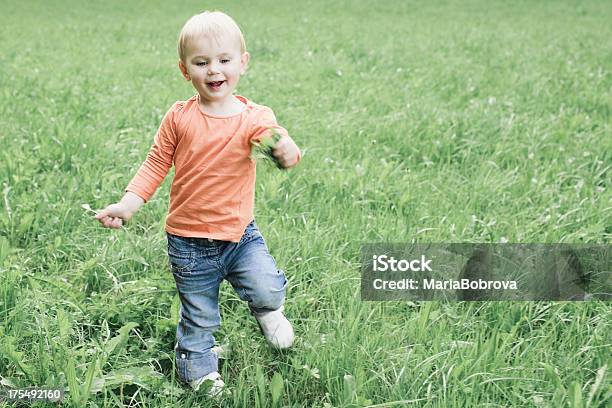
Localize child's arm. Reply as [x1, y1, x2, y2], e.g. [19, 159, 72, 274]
[271, 135, 301, 169]
[95, 191, 144, 229]
[249, 106, 300, 169]
[94, 102, 181, 229]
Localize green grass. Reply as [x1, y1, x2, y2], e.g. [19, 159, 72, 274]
[0, 0, 611, 406]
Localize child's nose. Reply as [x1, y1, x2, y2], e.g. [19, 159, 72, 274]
[207, 62, 220, 74]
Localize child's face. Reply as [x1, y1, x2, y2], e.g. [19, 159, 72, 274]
[179, 34, 249, 106]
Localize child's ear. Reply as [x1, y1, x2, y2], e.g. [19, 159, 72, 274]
[240, 52, 250, 75]
[178, 60, 190, 81]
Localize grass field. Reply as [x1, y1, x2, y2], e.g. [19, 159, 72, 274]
[1, 0, 611, 406]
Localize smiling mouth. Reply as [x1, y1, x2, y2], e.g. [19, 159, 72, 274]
[207, 81, 225, 89]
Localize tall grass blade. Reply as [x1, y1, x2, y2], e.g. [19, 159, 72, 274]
[270, 372, 284, 408]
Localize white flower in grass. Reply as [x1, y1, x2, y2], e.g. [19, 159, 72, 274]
[302, 365, 320, 379]
[355, 164, 365, 176]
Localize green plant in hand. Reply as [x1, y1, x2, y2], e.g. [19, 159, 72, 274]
[251, 129, 284, 169]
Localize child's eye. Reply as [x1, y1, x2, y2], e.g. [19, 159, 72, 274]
[196, 61, 208, 66]
[221, 59, 230, 63]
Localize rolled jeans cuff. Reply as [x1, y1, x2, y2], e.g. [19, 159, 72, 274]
[250, 304, 285, 317]
[175, 349, 218, 383]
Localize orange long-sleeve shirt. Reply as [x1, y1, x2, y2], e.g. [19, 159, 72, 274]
[125, 94, 292, 242]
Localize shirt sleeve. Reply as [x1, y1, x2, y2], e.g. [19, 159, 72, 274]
[125, 102, 182, 202]
[249, 106, 301, 163]
[249, 106, 289, 143]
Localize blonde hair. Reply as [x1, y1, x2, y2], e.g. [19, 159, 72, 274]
[178, 11, 246, 63]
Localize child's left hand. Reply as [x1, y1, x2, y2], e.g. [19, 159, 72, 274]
[272, 135, 301, 169]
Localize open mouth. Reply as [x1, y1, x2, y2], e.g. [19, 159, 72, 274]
[207, 81, 225, 90]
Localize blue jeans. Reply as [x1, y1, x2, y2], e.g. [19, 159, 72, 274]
[167, 220, 288, 383]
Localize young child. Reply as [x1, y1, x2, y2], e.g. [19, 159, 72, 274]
[95, 11, 301, 396]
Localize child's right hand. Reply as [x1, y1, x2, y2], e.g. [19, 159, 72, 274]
[95, 203, 132, 229]
[95, 191, 145, 229]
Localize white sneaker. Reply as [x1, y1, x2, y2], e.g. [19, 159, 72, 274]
[254, 306, 294, 349]
[188, 371, 224, 397]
